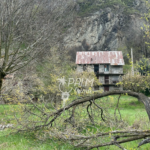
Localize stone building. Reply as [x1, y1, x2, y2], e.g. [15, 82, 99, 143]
[76, 51, 124, 92]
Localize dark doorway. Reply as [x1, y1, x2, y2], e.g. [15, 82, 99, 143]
[94, 65, 99, 73]
[105, 76, 109, 84]
[104, 86, 109, 92]
[83, 64, 87, 71]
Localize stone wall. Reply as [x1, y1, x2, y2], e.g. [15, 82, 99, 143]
[77, 64, 94, 72]
[87, 65, 94, 72]
[77, 65, 83, 72]
[77, 64, 123, 74]
[99, 64, 104, 72]
[99, 75, 122, 84]
[109, 85, 123, 91]
[111, 66, 123, 74]
[99, 85, 123, 91]
[99, 76, 104, 84]
[99, 65, 123, 74]
[77, 64, 123, 92]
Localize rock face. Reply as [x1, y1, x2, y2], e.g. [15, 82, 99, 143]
[64, 0, 148, 57]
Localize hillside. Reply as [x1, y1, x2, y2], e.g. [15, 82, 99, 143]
[65, 0, 150, 63]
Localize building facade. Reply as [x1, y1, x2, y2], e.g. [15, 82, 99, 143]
[76, 51, 124, 92]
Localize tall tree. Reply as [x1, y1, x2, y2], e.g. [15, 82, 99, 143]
[0, 0, 76, 90]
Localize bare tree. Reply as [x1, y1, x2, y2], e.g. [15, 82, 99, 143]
[0, 0, 76, 90]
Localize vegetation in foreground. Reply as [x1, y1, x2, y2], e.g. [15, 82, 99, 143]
[0, 95, 149, 150]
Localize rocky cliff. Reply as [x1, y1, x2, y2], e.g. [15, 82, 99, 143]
[64, 0, 150, 62]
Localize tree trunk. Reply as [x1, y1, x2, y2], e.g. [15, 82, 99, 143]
[0, 72, 6, 104]
[0, 77, 2, 91]
[0, 77, 4, 104]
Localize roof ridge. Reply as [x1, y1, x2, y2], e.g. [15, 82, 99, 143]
[76, 51, 124, 65]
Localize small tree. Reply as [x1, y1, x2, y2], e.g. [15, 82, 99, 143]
[136, 57, 150, 75]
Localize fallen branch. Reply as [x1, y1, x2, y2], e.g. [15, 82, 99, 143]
[85, 135, 150, 150]
[92, 99, 105, 122]
[20, 90, 150, 131]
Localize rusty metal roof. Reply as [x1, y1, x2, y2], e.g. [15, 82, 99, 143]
[76, 51, 124, 65]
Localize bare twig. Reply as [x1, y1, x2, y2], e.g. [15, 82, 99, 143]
[92, 99, 105, 122]
[87, 100, 94, 125]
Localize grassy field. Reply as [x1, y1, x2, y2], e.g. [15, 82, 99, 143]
[0, 95, 150, 150]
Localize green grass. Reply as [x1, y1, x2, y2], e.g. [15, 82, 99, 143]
[0, 95, 150, 149]
[0, 131, 80, 150]
[100, 95, 148, 125]
[93, 95, 150, 150]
